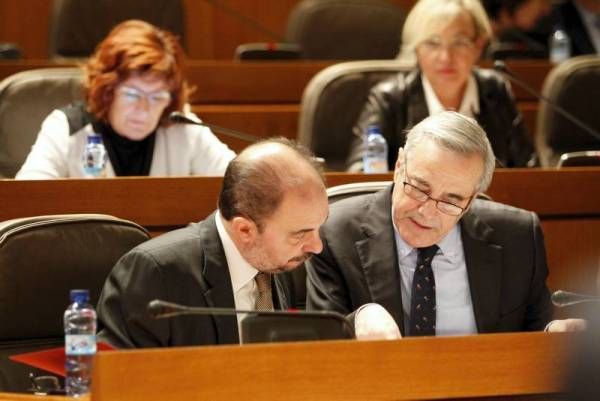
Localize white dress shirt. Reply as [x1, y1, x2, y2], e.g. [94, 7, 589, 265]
[215, 211, 264, 339]
[422, 74, 480, 118]
[393, 220, 477, 336]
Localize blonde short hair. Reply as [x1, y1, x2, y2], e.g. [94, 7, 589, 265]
[398, 0, 492, 63]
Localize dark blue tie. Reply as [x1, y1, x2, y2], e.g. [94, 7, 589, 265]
[409, 245, 439, 336]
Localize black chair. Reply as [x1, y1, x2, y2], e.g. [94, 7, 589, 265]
[0, 68, 82, 178]
[235, 0, 405, 61]
[298, 60, 412, 171]
[0, 214, 149, 393]
[556, 150, 600, 167]
[535, 55, 600, 167]
[49, 0, 185, 59]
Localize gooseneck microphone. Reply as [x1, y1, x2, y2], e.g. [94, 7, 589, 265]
[147, 299, 355, 342]
[493, 60, 600, 142]
[169, 111, 260, 143]
[551, 290, 600, 307]
[148, 298, 342, 319]
[200, 0, 284, 42]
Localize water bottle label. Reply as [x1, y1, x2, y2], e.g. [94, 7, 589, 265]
[364, 158, 388, 174]
[65, 334, 97, 355]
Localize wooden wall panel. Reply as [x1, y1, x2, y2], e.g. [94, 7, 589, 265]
[0, 0, 414, 60]
[0, 0, 51, 58]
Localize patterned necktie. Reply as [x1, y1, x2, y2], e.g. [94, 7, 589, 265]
[409, 245, 439, 336]
[254, 272, 273, 311]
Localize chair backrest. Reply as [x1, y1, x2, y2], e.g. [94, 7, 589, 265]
[557, 150, 600, 167]
[0, 68, 83, 178]
[535, 55, 600, 167]
[285, 0, 405, 60]
[0, 214, 149, 392]
[0, 214, 149, 340]
[298, 60, 413, 171]
[49, 0, 185, 59]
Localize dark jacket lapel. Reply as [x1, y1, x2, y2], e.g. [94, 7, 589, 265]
[354, 185, 406, 333]
[199, 213, 239, 344]
[405, 71, 430, 130]
[460, 204, 503, 333]
[273, 274, 292, 310]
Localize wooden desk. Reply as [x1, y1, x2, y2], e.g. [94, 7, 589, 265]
[89, 332, 571, 401]
[0, 60, 552, 144]
[1, 169, 599, 295]
[0, 394, 72, 401]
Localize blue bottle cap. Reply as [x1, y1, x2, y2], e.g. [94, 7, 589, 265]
[367, 125, 382, 136]
[70, 289, 90, 303]
[87, 135, 102, 144]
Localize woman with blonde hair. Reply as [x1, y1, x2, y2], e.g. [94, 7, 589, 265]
[17, 20, 234, 178]
[347, 0, 536, 171]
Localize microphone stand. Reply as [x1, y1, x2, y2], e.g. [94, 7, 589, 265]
[551, 290, 600, 307]
[200, 0, 284, 42]
[170, 111, 260, 143]
[494, 61, 600, 142]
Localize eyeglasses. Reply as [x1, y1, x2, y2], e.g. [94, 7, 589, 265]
[419, 35, 475, 55]
[117, 85, 172, 107]
[402, 157, 472, 216]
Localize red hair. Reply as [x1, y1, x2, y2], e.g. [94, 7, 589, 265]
[83, 20, 190, 125]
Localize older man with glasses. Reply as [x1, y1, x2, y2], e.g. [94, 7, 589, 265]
[307, 111, 582, 339]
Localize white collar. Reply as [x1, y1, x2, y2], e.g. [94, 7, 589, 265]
[422, 73, 479, 118]
[215, 210, 259, 293]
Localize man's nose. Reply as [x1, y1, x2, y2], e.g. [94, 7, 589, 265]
[303, 230, 323, 255]
[417, 198, 438, 219]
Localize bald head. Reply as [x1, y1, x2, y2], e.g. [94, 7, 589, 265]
[218, 138, 325, 230]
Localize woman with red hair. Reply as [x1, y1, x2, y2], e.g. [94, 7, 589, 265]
[17, 20, 234, 178]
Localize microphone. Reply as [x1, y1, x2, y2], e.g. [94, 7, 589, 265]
[169, 111, 260, 143]
[148, 298, 343, 319]
[493, 60, 600, 142]
[147, 299, 355, 342]
[551, 290, 600, 307]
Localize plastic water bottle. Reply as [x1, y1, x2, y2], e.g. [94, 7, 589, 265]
[82, 134, 106, 177]
[549, 27, 571, 64]
[363, 125, 388, 173]
[64, 289, 97, 397]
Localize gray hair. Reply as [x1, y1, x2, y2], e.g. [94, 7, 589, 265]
[404, 111, 495, 192]
[398, 0, 492, 62]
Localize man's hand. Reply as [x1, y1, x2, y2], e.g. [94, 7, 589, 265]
[354, 303, 402, 340]
[546, 318, 588, 332]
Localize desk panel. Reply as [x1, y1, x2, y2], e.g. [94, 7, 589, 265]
[91, 332, 571, 401]
[1, 169, 599, 295]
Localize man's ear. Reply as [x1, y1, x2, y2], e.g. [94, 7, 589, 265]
[393, 148, 405, 182]
[461, 193, 480, 216]
[230, 216, 258, 244]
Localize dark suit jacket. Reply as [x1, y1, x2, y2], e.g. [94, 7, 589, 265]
[347, 68, 536, 170]
[306, 185, 552, 335]
[97, 213, 296, 348]
[555, 1, 597, 57]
